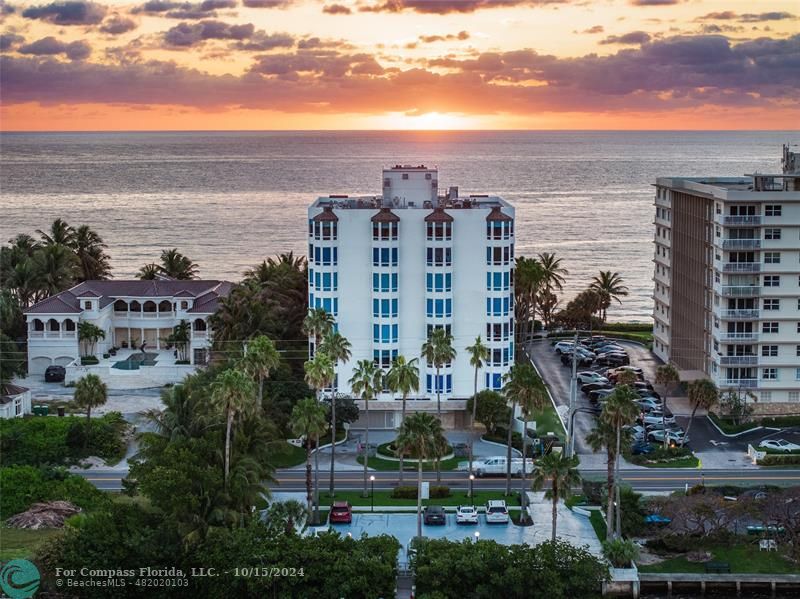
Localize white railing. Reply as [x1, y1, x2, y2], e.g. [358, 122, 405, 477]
[721, 286, 761, 297]
[193, 331, 208, 338]
[722, 263, 761, 273]
[720, 378, 758, 388]
[720, 309, 759, 320]
[722, 215, 761, 225]
[116, 312, 175, 319]
[721, 239, 760, 250]
[44, 332, 60, 338]
[29, 332, 44, 338]
[719, 332, 758, 341]
[719, 356, 758, 366]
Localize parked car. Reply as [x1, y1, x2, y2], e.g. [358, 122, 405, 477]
[553, 341, 575, 354]
[596, 346, 626, 357]
[561, 353, 593, 367]
[329, 501, 352, 524]
[455, 505, 479, 525]
[485, 500, 510, 524]
[642, 412, 677, 427]
[631, 442, 655, 455]
[758, 439, 800, 453]
[648, 429, 689, 445]
[635, 389, 661, 400]
[631, 381, 655, 392]
[44, 365, 66, 382]
[423, 505, 447, 525]
[596, 353, 630, 366]
[606, 366, 643, 381]
[472, 456, 531, 477]
[577, 371, 609, 385]
[581, 382, 613, 395]
[625, 424, 647, 440]
[589, 388, 615, 402]
[637, 398, 663, 412]
[645, 514, 672, 525]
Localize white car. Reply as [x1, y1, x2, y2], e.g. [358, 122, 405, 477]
[648, 429, 689, 445]
[455, 505, 479, 525]
[642, 412, 677, 427]
[485, 500, 509, 524]
[577, 371, 608, 385]
[472, 457, 531, 477]
[759, 439, 800, 453]
[624, 424, 647, 440]
[554, 341, 574, 354]
[637, 398, 662, 412]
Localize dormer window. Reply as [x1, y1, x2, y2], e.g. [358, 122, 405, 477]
[84, 301, 92, 310]
[181, 301, 188, 310]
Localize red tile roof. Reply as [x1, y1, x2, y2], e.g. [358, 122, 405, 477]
[486, 206, 513, 222]
[424, 206, 453, 223]
[371, 207, 400, 223]
[313, 206, 339, 222]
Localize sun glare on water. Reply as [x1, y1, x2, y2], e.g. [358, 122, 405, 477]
[370, 111, 482, 130]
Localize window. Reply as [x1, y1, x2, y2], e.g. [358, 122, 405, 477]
[314, 296, 338, 316]
[373, 272, 398, 293]
[373, 247, 398, 267]
[762, 322, 778, 333]
[764, 252, 781, 264]
[402, 173, 409, 180]
[315, 246, 337, 266]
[763, 299, 780, 310]
[762, 368, 777, 380]
[426, 374, 452, 394]
[764, 228, 781, 240]
[427, 247, 451, 266]
[373, 324, 399, 343]
[486, 221, 512, 240]
[764, 275, 780, 287]
[427, 272, 452, 292]
[797, 345, 800, 357]
[789, 391, 800, 402]
[427, 324, 451, 337]
[761, 391, 771, 401]
[373, 298, 398, 317]
[486, 271, 510, 291]
[314, 221, 337, 240]
[765, 205, 782, 216]
[84, 301, 92, 309]
[486, 297, 510, 317]
[426, 221, 452, 241]
[762, 345, 778, 357]
[796, 369, 800, 381]
[486, 246, 512, 266]
[485, 372, 503, 390]
[372, 221, 398, 241]
[374, 349, 398, 369]
[427, 298, 452, 318]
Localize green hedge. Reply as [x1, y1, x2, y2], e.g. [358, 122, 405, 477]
[0, 413, 128, 467]
[758, 454, 800, 466]
[80, 356, 99, 365]
[710, 412, 800, 434]
[0, 465, 111, 519]
[390, 485, 450, 499]
[600, 322, 653, 333]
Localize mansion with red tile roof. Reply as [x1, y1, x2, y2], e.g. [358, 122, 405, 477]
[24, 279, 232, 378]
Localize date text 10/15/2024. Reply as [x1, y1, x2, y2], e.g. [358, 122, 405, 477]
[52, 566, 305, 588]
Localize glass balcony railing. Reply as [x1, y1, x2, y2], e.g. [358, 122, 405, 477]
[721, 239, 761, 250]
[719, 309, 759, 320]
[719, 356, 758, 366]
[719, 378, 758, 388]
[722, 216, 761, 225]
[720, 286, 761, 297]
[722, 263, 761, 273]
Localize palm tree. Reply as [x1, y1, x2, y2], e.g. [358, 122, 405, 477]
[169, 320, 191, 362]
[318, 331, 352, 496]
[532, 451, 581, 542]
[513, 256, 545, 344]
[290, 397, 329, 519]
[72, 374, 107, 449]
[589, 271, 629, 323]
[137, 263, 161, 280]
[37, 218, 75, 247]
[586, 419, 631, 540]
[349, 359, 383, 497]
[77, 321, 106, 357]
[72, 225, 112, 281]
[241, 335, 281, 409]
[601, 385, 640, 538]
[502, 362, 547, 515]
[31, 244, 77, 296]
[302, 307, 335, 355]
[465, 337, 490, 427]
[385, 355, 420, 484]
[420, 327, 456, 418]
[264, 499, 308, 536]
[304, 352, 335, 519]
[684, 379, 718, 448]
[159, 248, 199, 280]
[395, 412, 447, 541]
[538, 252, 568, 292]
[655, 364, 681, 449]
[211, 368, 256, 488]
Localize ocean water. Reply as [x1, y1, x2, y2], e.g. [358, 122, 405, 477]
[1, 130, 795, 321]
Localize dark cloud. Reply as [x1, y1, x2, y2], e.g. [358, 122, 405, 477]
[2, 2, 16, 15]
[132, 0, 235, 19]
[629, 0, 680, 5]
[18, 36, 91, 60]
[99, 15, 137, 34]
[359, 0, 566, 15]
[164, 20, 255, 46]
[0, 32, 24, 50]
[235, 31, 295, 50]
[600, 31, 651, 45]
[242, 0, 293, 6]
[582, 25, 604, 34]
[696, 11, 737, 21]
[417, 31, 469, 44]
[323, 3, 351, 14]
[696, 11, 797, 23]
[250, 49, 384, 78]
[21, 1, 107, 25]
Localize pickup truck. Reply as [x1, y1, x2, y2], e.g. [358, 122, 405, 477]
[471, 456, 533, 477]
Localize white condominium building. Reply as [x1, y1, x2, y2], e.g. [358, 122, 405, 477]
[307, 165, 515, 428]
[652, 145, 800, 414]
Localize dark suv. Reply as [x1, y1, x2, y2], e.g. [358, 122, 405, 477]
[45, 365, 66, 382]
[423, 505, 446, 525]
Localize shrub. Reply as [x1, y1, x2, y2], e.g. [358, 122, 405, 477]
[758, 454, 800, 466]
[175, 360, 190, 365]
[430, 485, 450, 499]
[390, 485, 451, 499]
[602, 538, 640, 567]
[0, 465, 111, 518]
[80, 356, 99, 365]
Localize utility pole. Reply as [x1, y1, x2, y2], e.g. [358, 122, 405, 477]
[567, 331, 579, 457]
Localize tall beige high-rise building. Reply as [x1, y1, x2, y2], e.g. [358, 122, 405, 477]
[652, 145, 800, 414]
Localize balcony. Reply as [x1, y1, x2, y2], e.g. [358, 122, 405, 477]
[719, 309, 760, 320]
[719, 378, 758, 388]
[720, 286, 761, 297]
[722, 216, 761, 226]
[719, 356, 758, 366]
[114, 311, 176, 319]
[721, 239, 761, 250]
[718, 331, 758, 342]
[722, 262, 761, 273]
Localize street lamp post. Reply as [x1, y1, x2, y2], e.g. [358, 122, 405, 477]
[370, 475, 375, 512]
[474, 531, 480, 543]
[469, 474, 475, 499]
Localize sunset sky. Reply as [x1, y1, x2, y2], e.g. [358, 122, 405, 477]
[1, 0, 798, 130]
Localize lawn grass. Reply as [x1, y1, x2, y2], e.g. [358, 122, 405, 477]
[638, 543, 797, 575]
[357, 455, 462, 471]
[707, 412, 761, 435]
[0, 526, 62, 560]
[269, 441, 307, 468]
[635, 456, 700, 469]
[589, 510, 607, 542]
[318, 489, 518, 508]
[533, 402, 566, 441]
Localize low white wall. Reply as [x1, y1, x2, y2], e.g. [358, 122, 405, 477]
[65, 364, 198, 389]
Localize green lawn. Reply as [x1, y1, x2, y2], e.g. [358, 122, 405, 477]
[357, 455, 462, 471]
[533, 403, 566, 441]
[638, 543, 797, 575]
[635, 456, 700, 469]
[589, 510, 607, 542]
[318, 489, 519, 507]
[707, 412, 760, 435]
[269, 430, 347, 469]
[0, 526, 62, 560]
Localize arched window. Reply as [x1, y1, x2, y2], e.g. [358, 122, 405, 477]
[143, 301, 157, 313]
[33, 319, 44, 331]
[114, 300, 128, 312]
[47, 318, 60, 331]
[130, 301, 142, 312]
[158, 300, 172, 313]
[63, 319, 76, 331]
[193, 319, 207, 331]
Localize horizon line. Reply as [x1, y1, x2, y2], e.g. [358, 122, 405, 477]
[2, 128, 799, 134]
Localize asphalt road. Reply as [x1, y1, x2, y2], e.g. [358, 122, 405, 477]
[78, 468, 800, 494]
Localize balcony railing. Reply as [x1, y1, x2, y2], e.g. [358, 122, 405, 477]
[719, 356, 758, 366]
[722, 262, 761, 273]
[114, 311, 176, 318]
[720, 309, 760, 320]
[722, 216, 761, 226]
[721, 286, 761, 297]
[718, 331, 758, 341]
[193, 330, 208, 338]
[721, 239, 761, 250]
[719, 378, 758, 388]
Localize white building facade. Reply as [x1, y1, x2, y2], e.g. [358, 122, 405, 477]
[24, 280, 231, 383]
[652, 145, 800, 414]
[308, 165, 515, 428]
